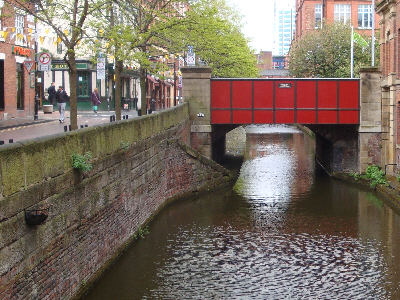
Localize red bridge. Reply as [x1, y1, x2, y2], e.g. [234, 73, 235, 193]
[211, 78, 360, 125]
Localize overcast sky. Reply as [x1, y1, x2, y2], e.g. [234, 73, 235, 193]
[226, 0, 275, 52]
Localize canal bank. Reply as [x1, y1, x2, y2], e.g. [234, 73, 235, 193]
[0, 103, 235, 300]
[82, 125, 400, 299]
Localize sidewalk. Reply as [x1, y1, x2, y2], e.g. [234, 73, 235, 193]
[0, 108, 143, 144]
[0, 109, 140, 130]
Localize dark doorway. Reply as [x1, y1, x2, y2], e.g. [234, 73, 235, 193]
[16, 63, 24, 110]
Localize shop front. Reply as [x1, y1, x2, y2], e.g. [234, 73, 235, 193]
[0, 43, 35, 120]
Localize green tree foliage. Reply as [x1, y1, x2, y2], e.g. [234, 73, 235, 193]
[174, 0, 258, 78]
[289, 22, 380, 78]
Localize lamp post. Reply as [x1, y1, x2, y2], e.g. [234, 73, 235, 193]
[167, 61, 177, 106]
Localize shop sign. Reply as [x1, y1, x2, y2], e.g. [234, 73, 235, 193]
[51, 62, 88, 70]
[12, 46, 31, 57]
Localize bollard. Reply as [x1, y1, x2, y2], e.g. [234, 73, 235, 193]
[69, 125, 71, 131]
[9, 139, 13, 143]
[126, 115, 128, 119]
[85, 124, 88, 127]
[80, 125, 84, 128]
[110, 116, 113, 122]
[64, 125, 68, 132]
[34, 95, 39, 120]
[0, 141, 4, 145]
[113, 115, 116, 122]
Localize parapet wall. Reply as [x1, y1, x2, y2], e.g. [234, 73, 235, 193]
[0, 103, 233, 299]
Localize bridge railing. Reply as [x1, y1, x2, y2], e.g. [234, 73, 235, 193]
[210, 78, 360, 125]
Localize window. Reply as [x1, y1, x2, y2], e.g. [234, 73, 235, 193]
[358, 5, 372, 29]
[334, 4, 351, 24]
[315, 4, 322, 28]
[15, 14, 24, 45]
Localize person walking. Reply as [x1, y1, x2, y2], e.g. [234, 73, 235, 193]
[91, 88, 101, 113]
[48, 82, 56, 105]
[56, 86, 69, 123]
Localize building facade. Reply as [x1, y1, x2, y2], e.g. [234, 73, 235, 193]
[0, 0, 36, 120]
[273, 0, 296, 56]
[376, 0, 400, 174]
[295, 0, 380, 40]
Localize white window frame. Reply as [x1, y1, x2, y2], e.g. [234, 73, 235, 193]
[334, 4, 351, 24]
[315, 4, 322, 28]
[358, 4, 372, 29]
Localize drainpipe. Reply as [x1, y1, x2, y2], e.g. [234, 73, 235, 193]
[322, 0, 327, 27]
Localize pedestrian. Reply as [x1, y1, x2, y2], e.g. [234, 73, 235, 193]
[47, 82, 56, 105]
[91, 88, 101, 114]
[56, 86, 69, 123]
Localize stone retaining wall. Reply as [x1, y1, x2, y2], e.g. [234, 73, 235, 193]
[0, 103, 233, 299]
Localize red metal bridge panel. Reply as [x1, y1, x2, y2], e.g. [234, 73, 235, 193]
[211, 81, 230, 108]
[210, 79, 359, 125]
[318, 111, 337, 124]
[254, 111, 274, 123]
[339, 81, 359, 109]
[232, 81, 252, 108]
[233, 110, 252, 124]
[339, 111, 359, 124]
[275, 81, 295, 108]
[318, 81, 337, 108]
[297, 81, 316, 108]
[297, 111, 316, 124]
[254, 81, 273, 108]
[276, 110, 295, 123]
[211, 110, 231, 124]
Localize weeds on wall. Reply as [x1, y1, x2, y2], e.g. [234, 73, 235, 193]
[71, 152, 93, 172]
[350, 165, 388, 189]
[133, 226, 149, 240]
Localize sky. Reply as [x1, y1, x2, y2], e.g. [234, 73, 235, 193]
[226, 0, 275, 52]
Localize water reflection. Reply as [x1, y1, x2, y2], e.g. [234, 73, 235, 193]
[83, 125, 400, 300]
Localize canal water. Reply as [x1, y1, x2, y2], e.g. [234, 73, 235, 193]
[83, 125, 400, 300]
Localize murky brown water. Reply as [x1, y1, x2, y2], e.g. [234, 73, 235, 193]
[83, 125, 400, 300]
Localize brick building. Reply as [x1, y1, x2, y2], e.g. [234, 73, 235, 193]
[295, 0, 380, 40]
[0, 1, 36, 120]
[376, 0, 400, 173]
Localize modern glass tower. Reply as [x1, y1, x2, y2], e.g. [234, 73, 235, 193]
[273, 0, 296, 56]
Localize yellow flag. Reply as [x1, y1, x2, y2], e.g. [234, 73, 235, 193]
[57, 36, 61, 44]
[40, 36, 44, 44]
[3, 31, 8, 40]
[11, 27, 15, 32]
[45, 28, 49, 35]
[27, 35, 31, 43]
[28, 28, 32, 34]
[63, 29, 69, 36]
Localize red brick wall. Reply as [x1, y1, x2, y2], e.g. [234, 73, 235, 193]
[296, 0, 380, 41]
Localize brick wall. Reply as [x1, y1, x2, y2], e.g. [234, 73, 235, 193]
[295, 0, 380, 41]
[0, 103, 234, 299]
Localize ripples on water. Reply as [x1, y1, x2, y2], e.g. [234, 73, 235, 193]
[84, 125, 400, 300]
